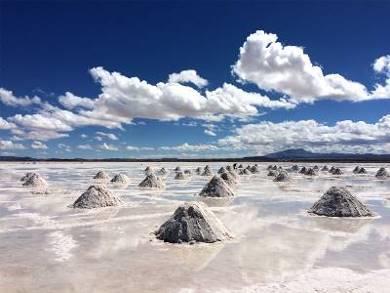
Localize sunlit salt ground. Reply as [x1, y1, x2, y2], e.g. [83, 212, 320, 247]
[0, 162, 389, 292]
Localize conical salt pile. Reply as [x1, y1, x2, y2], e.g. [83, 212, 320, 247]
[357, 167, 367, 174]
[267, 170, 278, 177]
[331, 168, 343, 175]
[299, 167, 307, 174]
[220, 172, 237, 187]
[250, 165, 260, 173]
[138, 173, 165, 189]
[376, 167, 389, 178]
[218, 167, 227, 174]
[305, 168, 317, 176]
[73, 185, 122, 209]
[199, 175, 234, 198]
[20, 172, 35, 182]
[175, 172, 186, 180]
[158, 168, 167, 175]
[321, 165, 329, 171]
[239, 168, 251, 176]
[93, 171, 110, 180]
[110, 174, 130, 184]
[22, 173, 48, 189]
[144, 166, 153, 175]
[184, 169, 192, 175]
[174, 166, 181, 172]
[226, 165, 233, 172]
[291, 165, 299, 171]
[201, 168, 212, 176]
[353, 166, 360, 174]
[308, 186, 373, 217]
[274, 171, 289, 182]
[195, 167, 202, 175]
[155, 201, 232, 243]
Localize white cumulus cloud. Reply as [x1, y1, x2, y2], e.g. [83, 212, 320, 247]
[232, 30, 390, 103]
[218, 114, 390, 154]
[0, 88, 41, 107]
[0, 140, 25, 150]
[168, 69, 208, 88]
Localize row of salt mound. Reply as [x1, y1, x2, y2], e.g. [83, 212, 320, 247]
[69, 182, 374, 246]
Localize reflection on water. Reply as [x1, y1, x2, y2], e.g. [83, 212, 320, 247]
[0, 162, 389, 292]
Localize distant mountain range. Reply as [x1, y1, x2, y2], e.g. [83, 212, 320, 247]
[0, 148, 389, 162]
[255, 148, 390, 162]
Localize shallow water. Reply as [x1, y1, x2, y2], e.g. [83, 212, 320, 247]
[0, 162, 389, 292]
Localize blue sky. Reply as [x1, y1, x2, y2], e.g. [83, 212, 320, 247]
[0, 0, 389, 158]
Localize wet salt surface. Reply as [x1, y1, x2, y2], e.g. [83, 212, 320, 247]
[0, 162, 389, 292]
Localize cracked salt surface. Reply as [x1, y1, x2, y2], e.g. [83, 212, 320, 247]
[0, 162, 389, 292]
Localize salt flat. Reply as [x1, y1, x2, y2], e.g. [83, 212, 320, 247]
[0, 162, 389, 292]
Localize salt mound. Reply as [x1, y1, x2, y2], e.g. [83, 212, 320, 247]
[376, 167, 389, 178]
[184, 169, 192, 175]
[20, 172, 35, 182]
[138, 174, 165, 189]
[174, 166, 181, 172]
[110, 174, 130, 184]
[175, 172, 186, 180]
[267, 170, 278, 177]
[291, 165, 299, 171]
[199, 175, 234, 198]
[299, 167, 307, 174]
[93, 171, 109, 180]
[308, 186, 373, 217]
[201, 168, 212, 176]
[195, 167, 202, 175]
[321, 165, 329, 171]
[249, 165, 260, 173]
[274, 171, 289, 182]
[330, 168, 343, 175]
[357, 167, 367, 174]
[354, 166, 367, 174]
[220, 172, 237, 187]
[313, 165, 319, 171]
[73, 185, 122, 209]
[228, 170, 239, 180]
[158, 167, 167, 175]
[144, 166, 153, 175]
[305, 168, 317, 176]
[155, 201, 232, 243]
[226, 165, 233, 172]
[239, 168, 251, 175]
[218, 167, 227, 174]
[22, 173, 48, 189]
[238, 164, 243, 169]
